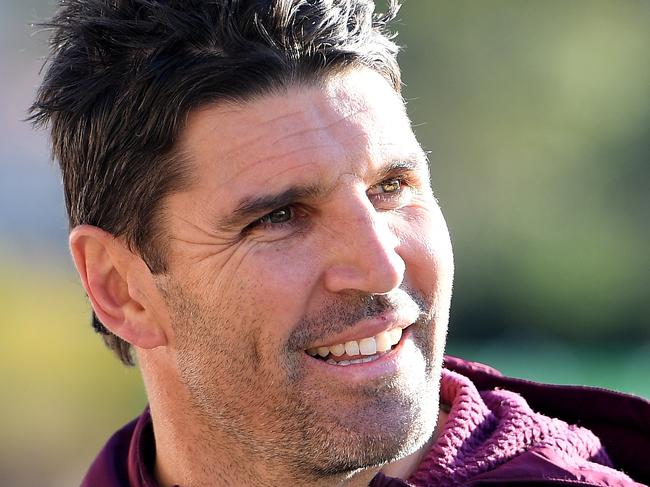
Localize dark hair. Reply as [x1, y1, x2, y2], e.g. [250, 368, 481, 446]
[30, 0, 402, 365]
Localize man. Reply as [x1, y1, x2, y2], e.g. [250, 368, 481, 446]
[31, 1, 649, 486]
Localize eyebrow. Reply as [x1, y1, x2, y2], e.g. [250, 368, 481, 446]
[375, 155, 427, 181]
[216, 154, 428, 232]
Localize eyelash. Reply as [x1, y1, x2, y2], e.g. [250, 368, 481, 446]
[245, 175, 414, 233]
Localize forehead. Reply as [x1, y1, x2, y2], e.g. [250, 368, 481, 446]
[177, 69, 420, 200]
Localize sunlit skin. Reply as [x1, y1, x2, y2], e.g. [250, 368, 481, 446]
[70, 68, 454, 486]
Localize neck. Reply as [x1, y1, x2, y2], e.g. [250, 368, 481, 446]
[380, 407, 448, 480]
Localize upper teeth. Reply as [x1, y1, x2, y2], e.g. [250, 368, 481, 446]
[306, 328, 403, 358]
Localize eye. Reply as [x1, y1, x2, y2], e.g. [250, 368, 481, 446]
[241, 203, 313, 237]
[368, 177, 408, 197]
[243, 205, 298, 234]
[379, 179, 402, 193]
[367, 176, 415, 210]
[258, 206, 294, 225]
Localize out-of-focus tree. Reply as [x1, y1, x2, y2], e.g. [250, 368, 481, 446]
[396, 1, 650, 341]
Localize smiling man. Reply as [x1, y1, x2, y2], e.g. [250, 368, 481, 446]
[140, 67, 455, 486]
[30, 1, 649, 486]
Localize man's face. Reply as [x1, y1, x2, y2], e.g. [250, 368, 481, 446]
[156, 68, 454, 480]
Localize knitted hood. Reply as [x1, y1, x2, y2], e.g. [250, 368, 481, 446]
[408, 368, 636, 486]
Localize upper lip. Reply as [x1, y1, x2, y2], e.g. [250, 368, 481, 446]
[303, 310, 417, 350]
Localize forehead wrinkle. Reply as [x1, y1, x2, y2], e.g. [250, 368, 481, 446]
[234, 129, 420, 190]
[216, 116, 373, 189]
[253, 107, 311, 129]
[257, 160, 324, 185]
[265, 102, 370, 148]
[186, 107, 368, 193]
[189, 88, 366, 165]
[237, 143, 341, 178]
[184, 81, 380, 186]
[201, 143, 333, 196]
[181, 107, 307, 173]
[195, 100, 306, 129]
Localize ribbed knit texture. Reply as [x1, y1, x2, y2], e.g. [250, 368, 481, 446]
[408, 369, 634, 486]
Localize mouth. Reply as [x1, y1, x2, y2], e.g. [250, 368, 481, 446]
[305, 326, 407, 367]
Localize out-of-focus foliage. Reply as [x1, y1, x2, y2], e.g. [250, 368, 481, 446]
[396, 1, 650, 341]
[0, 260, 146, 486]
[1, 1, 649, 486]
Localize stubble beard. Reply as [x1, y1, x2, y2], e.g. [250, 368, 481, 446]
[162, 280, 447, 484]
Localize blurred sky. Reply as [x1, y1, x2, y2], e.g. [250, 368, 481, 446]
[1, 1, 649, 486]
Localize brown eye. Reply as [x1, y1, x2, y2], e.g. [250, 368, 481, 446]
[369, 178, 404, 196]
[380, 179, 401, 193]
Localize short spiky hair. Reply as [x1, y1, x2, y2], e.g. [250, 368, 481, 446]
[30, 0, 401, 365]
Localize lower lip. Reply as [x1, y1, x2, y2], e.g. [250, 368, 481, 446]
[302, 327, 414, 381]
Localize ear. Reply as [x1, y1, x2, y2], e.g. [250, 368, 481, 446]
[69, 225, 169, 349]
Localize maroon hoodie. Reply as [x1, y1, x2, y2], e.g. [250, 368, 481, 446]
[81, 356, 650, 486]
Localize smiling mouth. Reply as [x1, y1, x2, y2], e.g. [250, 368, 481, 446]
[305, 327, 406, 366]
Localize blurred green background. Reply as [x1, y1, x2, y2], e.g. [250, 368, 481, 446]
[1, 1, 648, 485]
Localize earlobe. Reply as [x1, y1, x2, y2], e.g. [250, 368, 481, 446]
[69, 225, 168, 350]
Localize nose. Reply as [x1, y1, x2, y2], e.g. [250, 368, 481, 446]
[321, 191, 405, 294]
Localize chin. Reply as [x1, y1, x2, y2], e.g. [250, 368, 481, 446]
[293, 374, 440, 479]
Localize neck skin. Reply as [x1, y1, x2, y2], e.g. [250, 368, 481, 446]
[142, 352, 448, 487]
[380, 407, 448, 480]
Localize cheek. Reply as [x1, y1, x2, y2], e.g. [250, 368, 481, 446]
[236, 243, 321, 323]
[396, 206, 454, 297]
